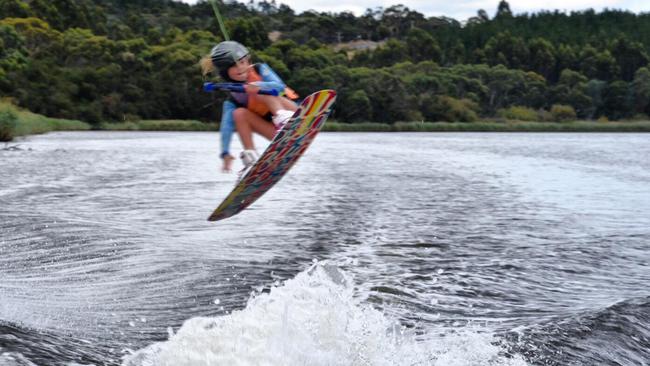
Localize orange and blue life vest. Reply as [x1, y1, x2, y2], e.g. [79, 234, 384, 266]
[227, 63, 298, 117]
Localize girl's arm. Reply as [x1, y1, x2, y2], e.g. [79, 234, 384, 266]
[250, 63, 287, 91]
[220, 100, 237, 171]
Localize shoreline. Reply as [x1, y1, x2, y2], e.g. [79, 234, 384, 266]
[5, 104, 650, 140]
[95, 119, 650, 133]
[12, 119, 650, 138]
[77, 120, 650, 133]
[5, 102, 650, 138]
[323, 121, 650, 132]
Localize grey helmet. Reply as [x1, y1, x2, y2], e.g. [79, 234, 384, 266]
[210, 41, 249, 72]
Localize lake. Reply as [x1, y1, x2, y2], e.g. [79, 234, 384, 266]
[1, 131, 649, 365]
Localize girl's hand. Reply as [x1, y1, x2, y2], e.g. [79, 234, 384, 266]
[244, 83, 261, 94]
[222, 154, 235, 172]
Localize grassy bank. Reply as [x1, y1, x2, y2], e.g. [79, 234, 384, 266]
[324, 120, 650, 132]
[101, 120, 217, 131]
[3, 100, 650, 140]
[0, 101, 90, 141]
[103, 119, 650, 133]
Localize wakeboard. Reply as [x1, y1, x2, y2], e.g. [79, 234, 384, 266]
[209, 89, 337, 221]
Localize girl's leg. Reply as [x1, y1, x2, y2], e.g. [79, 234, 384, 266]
[233, 107, 275, 149]
[254, 95, 298, 114]
[279, 96, 298, 111]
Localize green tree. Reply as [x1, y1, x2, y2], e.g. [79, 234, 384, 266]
[368, 39, 409, 67]
[484, 32, 529, 69]
[610, 37, 649, 81]
[29, 0, 92, 31]
[0, 107, 18, 142]
[228, 17, 270, 50]
[551, 69, 592, 118]
[527, 38, 555, 79]
[631, 67, 650, 114]
[457, 64, 544, 113]
[0, 17, 62, 57]
[495, 0, 513, 18]
[552, 44, 578, 82]
[602, 80, 633, 120]
[289, 66, 339, 97]
[381, 5, 425, 38]
[3, 0, 650, 124]
[0, 0, 31, 18]
[420, 94, 479, 122]
[405, 28, 441, 63]
[285, 45, 344, 71]
[62, 28, 117, 67]
[350, 67, 417, 122]
[497, 106, 538, 121]
[584, 79, 607, 119]
[467, 9, 489, 25]
[340, 89, 372, 121]
[550, 104, 577, 121]
[443, 40, 465, 66]
[578, 46, 619, 80]
[0, 23, 28, 75]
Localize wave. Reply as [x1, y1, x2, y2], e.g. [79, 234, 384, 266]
[0, 320, 109, 366]
[0, 349, 38, 366]
[122, 262, 528, 366]
[504, 296, 650, 365]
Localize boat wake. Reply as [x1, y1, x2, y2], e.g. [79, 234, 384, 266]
[122, 262, 527, 366]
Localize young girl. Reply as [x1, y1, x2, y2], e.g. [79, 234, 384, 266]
[200, 41, 298, 176]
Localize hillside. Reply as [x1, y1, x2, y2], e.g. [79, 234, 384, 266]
[1, 0, 649, 123]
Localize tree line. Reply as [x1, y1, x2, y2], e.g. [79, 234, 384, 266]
[1, 0, 649, 124]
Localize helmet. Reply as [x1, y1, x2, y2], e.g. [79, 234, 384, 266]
[210, 41, 249, 71]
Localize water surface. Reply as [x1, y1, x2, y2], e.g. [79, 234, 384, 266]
[1, 132, 649, 365]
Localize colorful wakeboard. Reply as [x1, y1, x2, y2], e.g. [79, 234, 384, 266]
[209, 89, 337, 221]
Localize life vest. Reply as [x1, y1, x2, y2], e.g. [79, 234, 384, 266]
[245, 64, 299, 117]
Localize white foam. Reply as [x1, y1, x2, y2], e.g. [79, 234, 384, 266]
[122, 263, 528, 366]
[0, 351, 38, 366]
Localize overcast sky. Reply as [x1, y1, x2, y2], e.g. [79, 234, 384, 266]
[180, 0, 648, 20]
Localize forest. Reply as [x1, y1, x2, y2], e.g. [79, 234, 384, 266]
[1, 0, 650, 126]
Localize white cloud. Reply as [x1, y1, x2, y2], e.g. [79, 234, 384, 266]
[181, 0, 648, 20]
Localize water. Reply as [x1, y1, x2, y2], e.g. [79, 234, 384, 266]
[1, 131, 649, 366]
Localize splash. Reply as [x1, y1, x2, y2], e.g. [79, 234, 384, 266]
[122, 262, 527, 366]
[0, 350, 38, 366]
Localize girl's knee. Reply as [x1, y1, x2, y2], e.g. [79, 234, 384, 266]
[233, 108, 250, 123]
